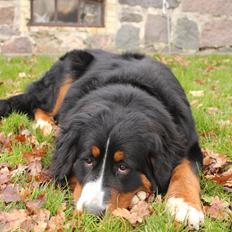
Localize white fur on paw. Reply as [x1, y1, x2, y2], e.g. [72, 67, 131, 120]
[166, 197, 204, 230]
[34, 119, 53, 136]
[131, 191, 147, 206]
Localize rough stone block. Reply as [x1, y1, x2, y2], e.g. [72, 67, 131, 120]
[145, 14, 168, 44]
[86, 34, 113, 49]
[182, 0, 232, 17]
[1, 36, 32, 54]
[174, 17, 199, 50]
[0, 25, 17, 40]
[120, 12, 143, 23]
[0, 7, 14, 25]
[115, 24, 140, 50]
[200, 20, 232, 48]
[119, 0, 179, 9]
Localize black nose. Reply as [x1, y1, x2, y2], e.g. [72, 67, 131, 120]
[83, 204, 106, 216]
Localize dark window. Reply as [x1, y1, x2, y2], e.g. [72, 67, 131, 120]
[30, 0, 104, 27]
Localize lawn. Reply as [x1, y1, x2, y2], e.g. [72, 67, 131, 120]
[0, 54, 231, 231]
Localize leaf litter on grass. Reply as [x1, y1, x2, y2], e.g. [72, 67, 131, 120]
[0, 127, 232, 230]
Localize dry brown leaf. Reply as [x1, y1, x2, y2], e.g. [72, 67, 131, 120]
[208, 107, 221, 115]
[26, 199, 44, 213]
[18, 72, 26, 78]
[204, 196, 230, 220]
[0, 209, 28, 232]
[0, 186, 21, 203]
[47, 210, 65, 231]
[203, 150, 228, 170]
[0, 132, 6, 144]
[113, 201, 151, 225]
[15, 134, 26, 143]
[173, 56, 191, 66]
[32, 209, 50, 232]
[212, 168, 232, 187]
[0, 166, 10, 186]
[203, 150, 232, 191]
[190, 90, 204, 97]
[27, 159, 42, 176]
[195, 79, 205, 85]
[205, 65, 218, 72]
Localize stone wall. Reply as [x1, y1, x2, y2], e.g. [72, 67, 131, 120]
[0, 0, 232, 54]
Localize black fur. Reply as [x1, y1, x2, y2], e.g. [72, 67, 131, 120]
[0, 49, 203, 195]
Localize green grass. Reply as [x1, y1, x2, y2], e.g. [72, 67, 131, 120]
[0, 55, 232, 231]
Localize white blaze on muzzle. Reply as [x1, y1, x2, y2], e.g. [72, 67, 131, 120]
[76, 138, 110, 214]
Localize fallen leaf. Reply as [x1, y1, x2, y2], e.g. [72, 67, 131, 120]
[26, 199, 44, 213]
[0, 186, 21, 203]
[0, 209, 28, 232]
[203, 150, 228, 170]
[218, 120, 231, 127]
[205, 65, 218, 72]
[173, 56, 191, 66]
[15, 134, 26, 143]
[212, 168, 232, 186]
[27, 159, 42, 176]
[18, 72, 26, 78]
[113, 201, 151, 225]
[47, 210, 65, 231]
[0, 166, 10, 185]
[204, 196, 230, 220]
[203, 150, 232, 192]
[190, 90, 204, 97]
[208, 107, 220, 114]
[0, 132, 6, 144]
[195, 79, 205, 85]
[32, 209, 50, 232]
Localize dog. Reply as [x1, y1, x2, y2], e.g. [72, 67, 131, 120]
[0, 49, 204, 229]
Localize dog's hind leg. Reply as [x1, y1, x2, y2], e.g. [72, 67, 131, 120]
[33, 78, 73, 135]
[0, 50, 94, 135]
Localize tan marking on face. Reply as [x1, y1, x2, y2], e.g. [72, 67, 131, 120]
[141, 174, 152, 191]
[51, 76, 73, 116]
[108, 190, 138, 211]
[91, 145, 100, 158]
[72, 179, 83, 202]
[165, 159, 202, 211]
[108, 184, 149, 211]
[69, 176, 78, 191]
[114, 150, 124, 162]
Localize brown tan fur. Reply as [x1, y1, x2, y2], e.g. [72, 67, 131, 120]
[108, 174, 151, 211]
[34, 77, 73, 135]
[165, 159, 202, 211]
[113, 151, 124, 162]
[72, 179, 83, 202]
[91, 145, 101, 158]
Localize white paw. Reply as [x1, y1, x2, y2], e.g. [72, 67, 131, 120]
[33, 119, 53, 136]
[131, 191, 147, 206]
[166, 197, 204, 230]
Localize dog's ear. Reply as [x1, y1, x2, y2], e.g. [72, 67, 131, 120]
[52, 128, 79, 183]
[145, 132, 184, 194]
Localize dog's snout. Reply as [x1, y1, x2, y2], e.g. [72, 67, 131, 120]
[83, 203, 106, 216]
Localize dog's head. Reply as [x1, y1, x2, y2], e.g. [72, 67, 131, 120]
[52, 97, 184, 215]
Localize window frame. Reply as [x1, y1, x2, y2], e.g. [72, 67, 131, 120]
[29, 0, 105, 27]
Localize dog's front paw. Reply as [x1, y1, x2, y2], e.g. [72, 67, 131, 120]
[0, 100, 10, 117]
[33, 119, 54, 136]
[166, 197, 204, 230]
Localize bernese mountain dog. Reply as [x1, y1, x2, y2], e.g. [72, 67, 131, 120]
[0, 49, 204, 229]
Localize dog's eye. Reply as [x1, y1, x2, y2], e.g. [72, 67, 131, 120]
[84, 158, 93, 167]
[118, 164, 128, 174]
